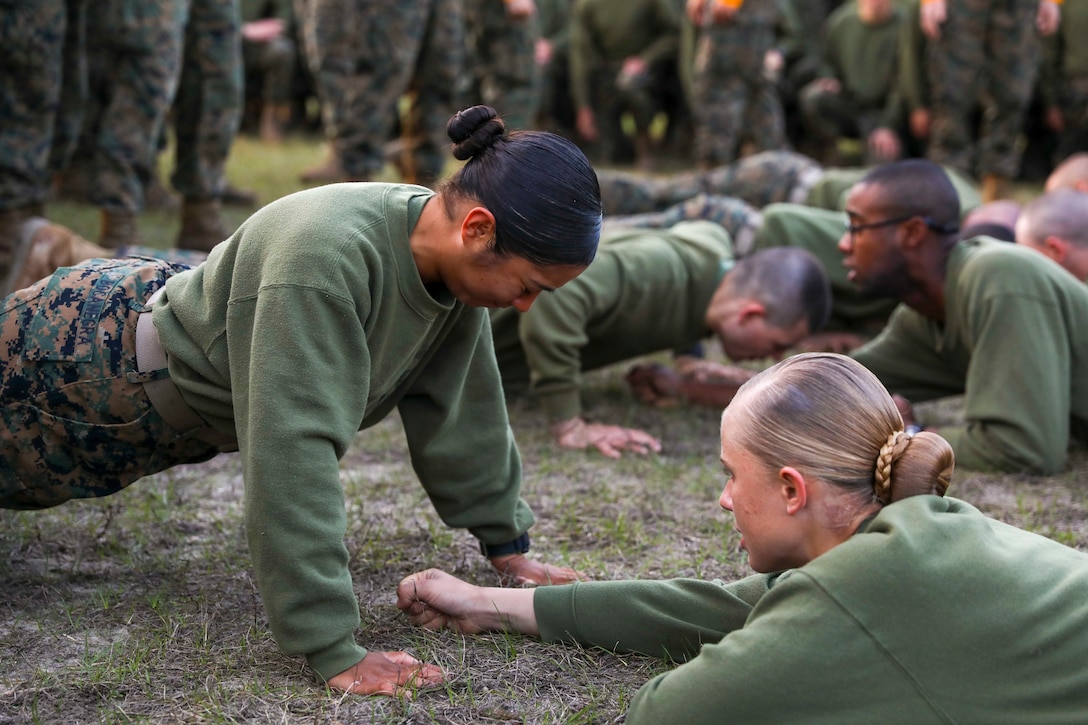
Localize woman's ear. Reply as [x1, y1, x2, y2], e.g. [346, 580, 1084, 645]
[461, 206, 496, 252]
[778, 466, 808, 515]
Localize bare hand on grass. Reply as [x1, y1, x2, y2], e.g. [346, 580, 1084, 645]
[490, 553, 586, 586]
[326, 650, 444, 696]
[397, 569, 540, 635]
[550, 416, 662, 458]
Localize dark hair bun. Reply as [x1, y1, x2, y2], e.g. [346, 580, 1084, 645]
[448, 105, 506, 161]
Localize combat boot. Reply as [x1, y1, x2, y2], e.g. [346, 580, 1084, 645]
[12, 218, 110, 292]
[177, 198, 230, 253]
[1, 205, 37, 297]
[98, 209, 141, 249]
[299, 152, 359, 184]
[981, 174, 1010, 203]
[145, 175, 180, 211]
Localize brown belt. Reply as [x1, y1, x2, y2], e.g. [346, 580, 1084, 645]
[135, 287, 237, 450]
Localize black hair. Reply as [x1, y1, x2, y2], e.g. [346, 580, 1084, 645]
[859, 160, 961, 235]
[441, 105, 602, 268]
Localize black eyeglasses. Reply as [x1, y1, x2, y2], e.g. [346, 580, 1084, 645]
[843, 215, 959, 238]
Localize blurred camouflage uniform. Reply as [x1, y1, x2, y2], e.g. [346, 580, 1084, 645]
[598, 150, 824, 215]
[465, 0, 539, 130]
[687, 0, 785, 166]
[602, 193, 764, 256]
[241, 0, 298, 141]
[81, 0, 187, 245]
[0, 257, 217, 510]
[0, 0, 80, 292]
[296, 0, 465, 183]
[1040, 0, 1088, 160]
[168, 0, 244, 250]
[924, 0, 1043, 180]
[535, 0, 575, 131]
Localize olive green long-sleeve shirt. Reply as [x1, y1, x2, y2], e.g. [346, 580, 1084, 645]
[490, 220, 733, 421]
[569, 0, 680, 109]
[155, 183, 534, 680]
[852, 238, 1088, 473]
[535, 496, 1088, 723]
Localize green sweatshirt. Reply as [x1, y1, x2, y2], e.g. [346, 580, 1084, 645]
[153, 183, 534, 680]
[569, 0, 681, 109]
[490, 220, 733, 421]
[535, 496, 1088, 723]
[852, 238, 1088, 473]
[1041, 0, 1088, 106]
[818, 3, 905, 127]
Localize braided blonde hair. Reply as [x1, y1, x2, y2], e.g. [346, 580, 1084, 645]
[724, 353, 953, 507]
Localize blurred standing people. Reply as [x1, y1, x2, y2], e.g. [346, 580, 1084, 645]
[569, 0, 681, 168]
[0, 0, 83, 295]
[465, 0, 540, 131]
[297, 0, 465, 187]
[920, 0, 1062, 201]
[1040, 0, 1088, 162]
[71, 0, 187, 250]
[535, 0, 575, 133]
[241, 0, 298, 144]
[168, 0, 245, 252]
[685, 0, 786, 168]
[798, 0, 906, 166]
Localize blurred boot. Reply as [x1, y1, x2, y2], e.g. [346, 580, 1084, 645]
[981, 174, 1010, 203]
[177, 198, 229, 253]
[145, 175, 181, 211]
[300, 152, 358, 183]
[98, 209, 140, 249]
[259, 102, 290, 144]
[1, 205, 38, 297]
[12, 217, 110, 292]
[221, 183, 259, 207]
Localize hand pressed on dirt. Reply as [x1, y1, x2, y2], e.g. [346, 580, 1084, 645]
[326, 651, 444, 697]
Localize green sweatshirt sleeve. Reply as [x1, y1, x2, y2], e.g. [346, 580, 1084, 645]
[229, 286, 373, 683]
[622, 571, 940, 724]
[533, 575, 773, 661]
[397, 310, 536, 546]
[515, 260, 618, 422]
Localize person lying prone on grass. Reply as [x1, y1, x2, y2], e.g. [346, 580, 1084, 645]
[396, 353, 1088, 722]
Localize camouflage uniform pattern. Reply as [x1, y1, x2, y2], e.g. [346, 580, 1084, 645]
[0, 0, 67, 210]
[297, 0, 465, 179]
[924, 0, 1041, 178]
[0, 258, 218, 510]
[689, 0, 785, 165]
[598, 150, 824, 215]
[1040, 0, 1088, 160]
[465, 0, 540, 130]
[170, 0, 244, 199]
[602, 193, 764, 255]
[83, 0, 187, 213]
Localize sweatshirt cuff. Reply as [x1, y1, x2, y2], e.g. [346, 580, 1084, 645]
[533, 582, 582, 644]
[306, 636, 369, 683]
[539, 389, 582, 422]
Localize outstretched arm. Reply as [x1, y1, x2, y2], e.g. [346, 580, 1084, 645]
[397, 569, 541, 636]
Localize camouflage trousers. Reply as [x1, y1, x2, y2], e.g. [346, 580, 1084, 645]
[924, 0, 1040, 178]
[602, 194, 764, 257]
[465, 0, 540, 131]
[298, 0, 465, 179]
[1, 258, 218, 510]
[170, 0, 244, 199]
[690, 20, 785, 165]
[598, 150, 825, 215]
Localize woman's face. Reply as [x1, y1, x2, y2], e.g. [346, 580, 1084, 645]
[718, 411, 807, 573]
[450, 249, 585, 311]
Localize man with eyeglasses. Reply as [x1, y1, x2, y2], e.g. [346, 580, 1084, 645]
[842, 159, 1088, 475]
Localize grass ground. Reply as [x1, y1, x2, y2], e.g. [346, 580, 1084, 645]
[1, 134, 1084, 724]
